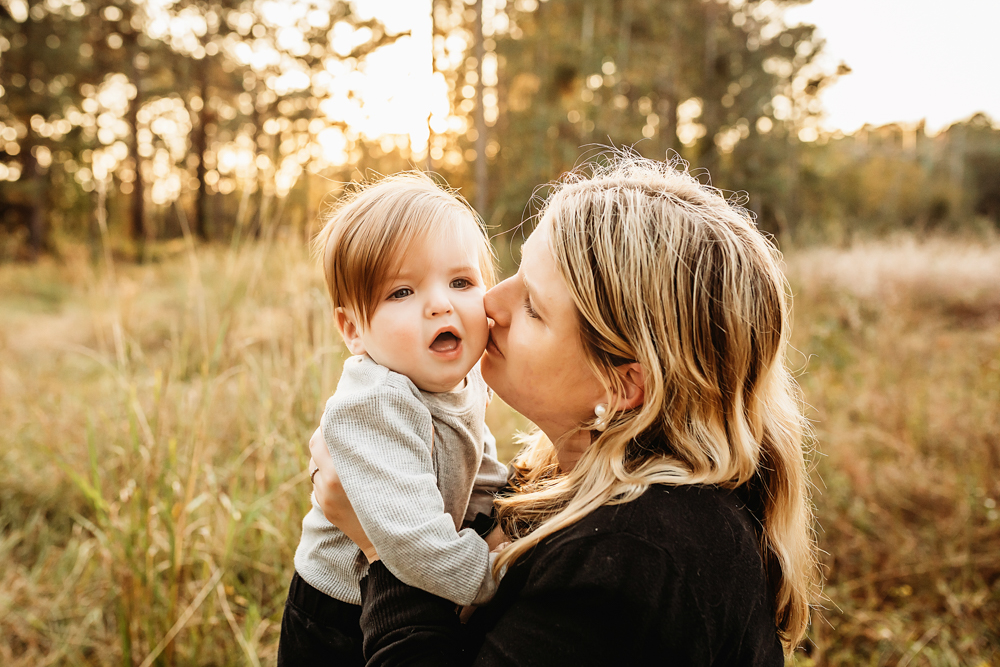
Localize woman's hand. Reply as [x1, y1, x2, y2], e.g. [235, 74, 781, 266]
[308, 427, 379, 563]
[484, 524, 510, 552]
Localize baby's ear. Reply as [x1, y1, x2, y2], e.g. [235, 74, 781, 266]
[335, 307, 367, 356]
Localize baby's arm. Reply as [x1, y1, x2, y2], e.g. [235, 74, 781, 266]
[323, 375, 494, 607]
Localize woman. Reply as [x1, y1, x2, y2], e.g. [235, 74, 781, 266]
[309, 154, 817, 665]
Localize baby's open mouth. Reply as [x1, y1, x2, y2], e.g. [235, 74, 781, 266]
[430, 331, 460, 352]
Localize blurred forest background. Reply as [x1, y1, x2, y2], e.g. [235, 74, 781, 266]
[1, 0, 998, 665]
[1, 0, 999, 259]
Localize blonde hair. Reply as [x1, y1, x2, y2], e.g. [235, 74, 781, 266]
[494, 154, 817, 652]
[314, 172, 496, 324]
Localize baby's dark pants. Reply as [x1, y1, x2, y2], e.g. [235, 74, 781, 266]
[277, 571, 364, 666]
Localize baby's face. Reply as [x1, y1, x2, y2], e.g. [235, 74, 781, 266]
[348, 225, 489, 393]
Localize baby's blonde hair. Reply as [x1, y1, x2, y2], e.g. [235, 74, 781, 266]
[314, 172, 496, 324]
[494, 154, 818, 653]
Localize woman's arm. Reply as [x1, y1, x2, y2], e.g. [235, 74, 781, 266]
[359, 561, 465, 666]
[315, 436, 718, 666]
[358, 530, 691, 666]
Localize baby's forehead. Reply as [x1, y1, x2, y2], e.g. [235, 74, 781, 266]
[391, 224, 484, 273]
[401, 212, 483, 252]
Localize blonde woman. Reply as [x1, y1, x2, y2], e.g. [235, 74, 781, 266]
[309, 154, 817, 665]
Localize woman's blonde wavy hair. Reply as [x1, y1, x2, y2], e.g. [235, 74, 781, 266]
[493, 153, 817, 652]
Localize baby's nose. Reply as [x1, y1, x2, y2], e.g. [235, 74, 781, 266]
[425, 291, 454, 317]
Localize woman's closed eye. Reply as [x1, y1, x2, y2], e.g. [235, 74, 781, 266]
[523, 296, 540, 319]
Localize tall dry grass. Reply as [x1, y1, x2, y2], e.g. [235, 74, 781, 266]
[0, 227, 531, 666]
[0, 234, 331, 665]
[0, 233, 997, 665]
[786, 237, 1000, 665]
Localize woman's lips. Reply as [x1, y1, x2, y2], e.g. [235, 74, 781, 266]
[485, 333, 503, 358]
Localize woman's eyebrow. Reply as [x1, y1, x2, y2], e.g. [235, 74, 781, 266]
[521, 274, 544, 313]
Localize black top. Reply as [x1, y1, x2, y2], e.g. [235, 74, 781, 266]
[359, 484, 784, 666]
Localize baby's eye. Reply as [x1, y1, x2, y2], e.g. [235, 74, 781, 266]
[389, 287, 413, 300]
[450, 278, 473, 289]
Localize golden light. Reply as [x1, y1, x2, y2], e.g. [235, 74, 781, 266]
[0, 1, 504, 202]
[318, 127, 349, 165]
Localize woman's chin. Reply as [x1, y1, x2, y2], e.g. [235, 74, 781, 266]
[480, 351, 502, 390]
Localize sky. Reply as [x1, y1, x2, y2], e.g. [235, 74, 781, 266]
[784, 0, 1000, 134]
[350, 0, 1000, 141]
[349, 0, 435, 142]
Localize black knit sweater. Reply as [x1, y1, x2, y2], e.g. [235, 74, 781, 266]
[359, 483, 784, 666]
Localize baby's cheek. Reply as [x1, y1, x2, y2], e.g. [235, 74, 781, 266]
[467, 307, 490, 345]
[383, 320, 422, 350]
[466, 293, 489, 329]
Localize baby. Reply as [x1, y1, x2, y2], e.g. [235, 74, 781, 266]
[278, 173, 507, 665]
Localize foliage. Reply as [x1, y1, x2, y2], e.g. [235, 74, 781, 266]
[790, 114, 1000, 244]
[0, 0, 396, 259]
[2, 0, 1000, 262]
[484, 0, 831, 238]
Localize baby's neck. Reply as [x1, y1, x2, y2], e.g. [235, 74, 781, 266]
[445, 375, 468, 393]
[364, 353, 467, 394]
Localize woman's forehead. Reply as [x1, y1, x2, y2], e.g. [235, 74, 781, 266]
[520, 219, 550, 262]
[521, 223, 572, 309]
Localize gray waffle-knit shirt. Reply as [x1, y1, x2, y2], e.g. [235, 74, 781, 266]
[294, 354, 508, 607]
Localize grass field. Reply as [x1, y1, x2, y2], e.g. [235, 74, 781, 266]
[1, 234, 998, 665]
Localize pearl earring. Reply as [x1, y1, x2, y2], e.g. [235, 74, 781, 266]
[593, 404, 609, 431]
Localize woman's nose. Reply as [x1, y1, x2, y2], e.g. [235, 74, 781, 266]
[484, 275, 514, 327]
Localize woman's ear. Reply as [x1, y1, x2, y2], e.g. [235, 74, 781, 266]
[335, 307, 367, 356]
[616, 362, 646, 410]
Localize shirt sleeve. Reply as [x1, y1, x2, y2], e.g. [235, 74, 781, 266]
[323, 372, 493, 607]
[359, 561, 464, 667]
[359, 532, 695, 666]
[464, 423, 508, 522]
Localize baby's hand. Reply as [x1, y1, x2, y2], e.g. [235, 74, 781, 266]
[459, 604, 477, 624]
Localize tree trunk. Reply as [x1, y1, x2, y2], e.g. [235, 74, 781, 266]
[609, 2, 632, 140]
[126, 32, 146, 252]
[23, 18, 47, 258]
[193, 52, 210, 240]
[657, 71, 678, 156]
[25, 142, 46, 259]
[698, 1, 719, 176]
[473, 0, 487, 216]
[657, 2, 681, 158]
[250, 83, 264, 238]
[427, 0, 441, 173]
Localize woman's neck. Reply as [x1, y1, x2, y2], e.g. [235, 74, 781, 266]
[551, 428, 592, 473]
